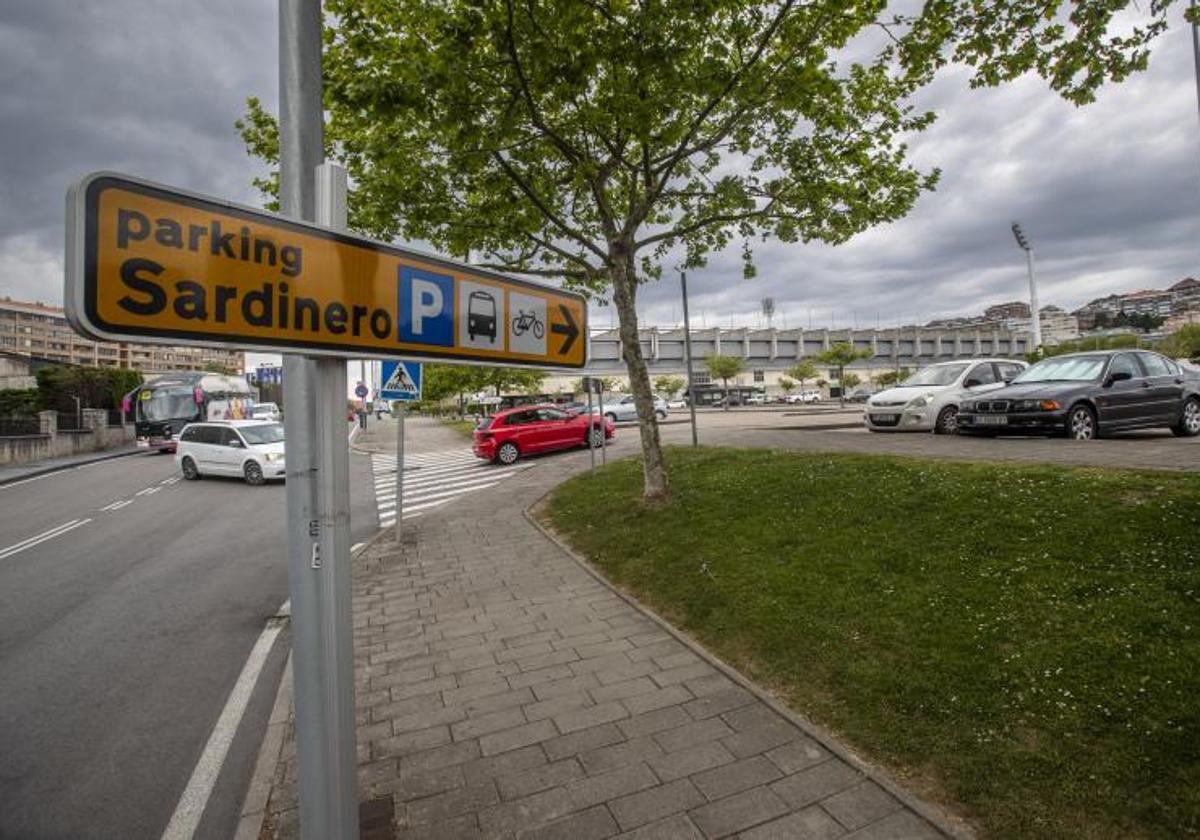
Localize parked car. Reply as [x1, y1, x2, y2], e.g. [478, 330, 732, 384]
[666, 398, 688, 410]
[473, 404, 615, 464]
[745, 393, 768, 406]
[176, 420, 286, 485]
[845, 385, 879, 403]
[594, 394, 669, 422]
[864, 358, 1028, 434]
[957, 350, 1200, 440]
[252, 401, 281, 421]
[785, 390, 821, 404]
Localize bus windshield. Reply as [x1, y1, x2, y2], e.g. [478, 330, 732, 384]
[138, 386, 197, 423]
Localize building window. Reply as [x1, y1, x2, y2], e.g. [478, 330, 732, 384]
[693, 372, 711, 385]
[753, 370, 764, 383]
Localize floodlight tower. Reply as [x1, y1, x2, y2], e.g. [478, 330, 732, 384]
[1011, 222, 1043, 351]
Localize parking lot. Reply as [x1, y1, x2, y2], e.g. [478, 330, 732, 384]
[629, 406, 1200, 472]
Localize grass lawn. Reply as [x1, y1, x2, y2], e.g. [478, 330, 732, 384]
[544, 446, 1200, 839]
[440, 418, 478, 439]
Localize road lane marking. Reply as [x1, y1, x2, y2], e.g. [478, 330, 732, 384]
[160, 476, 181, 485]
[0, 473, 54, 490]
[0, 519, 91, 560]
[109, 500, 133, 511]
[160, 608, 286, 840]
[135, 486, 162, 496]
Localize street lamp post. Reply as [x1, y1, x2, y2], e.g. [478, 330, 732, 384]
[1011, 222, 1043, 352]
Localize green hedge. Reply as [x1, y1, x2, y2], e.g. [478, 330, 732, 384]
[0, 388, 40, 416]
[33, 365, 143, 413]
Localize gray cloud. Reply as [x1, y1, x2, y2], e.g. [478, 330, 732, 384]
[2, 2, 1197, 337]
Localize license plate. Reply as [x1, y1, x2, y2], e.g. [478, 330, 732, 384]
[136, 439, 150, 448]
[976, 415, 1008, 426]
[871, 414, 898, 423]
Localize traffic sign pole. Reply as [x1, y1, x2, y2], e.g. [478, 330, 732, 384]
[278, 3, 357, 838]
[586, 379, 595, 474]
[395, 403, 405, 544]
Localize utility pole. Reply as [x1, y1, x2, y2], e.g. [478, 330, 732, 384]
[1011, 222, 1043, 351]
[680, 271, 699, 447]
[278, 2, 358, 838]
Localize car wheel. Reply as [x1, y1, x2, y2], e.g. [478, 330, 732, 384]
[587, 426, 605, 448]
[605, 412, 617, 423]
[1067, 404, 1097, 441]
[1172, 396, 1200, 437]
[180, 456, 200, 480]
[496, 442, 519, 465]
[655, 410, 666, 420]
[934, 406, 958, 435]
[244, 460, 265, 485]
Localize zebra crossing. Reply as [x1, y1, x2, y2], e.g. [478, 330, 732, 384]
[370, 449, 527, 528]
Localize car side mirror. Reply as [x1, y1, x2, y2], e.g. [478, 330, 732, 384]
[1105, 371, 1132, 387]
[228, 439, 244, 448]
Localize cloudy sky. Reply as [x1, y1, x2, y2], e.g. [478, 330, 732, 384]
[3, 1, 1199, 340]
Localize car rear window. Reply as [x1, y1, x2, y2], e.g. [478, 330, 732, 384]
[477, 418, 493, 431]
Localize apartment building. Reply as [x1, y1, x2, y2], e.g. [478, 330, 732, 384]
[0, 297, 243, 374]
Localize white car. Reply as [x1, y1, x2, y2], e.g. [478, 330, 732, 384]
[786, 390, 821, 404]
[745, 393, 768, 406]
[666, 398, 688, 410]
[175, 420, 286, 485]
[595, 394, 669, 421]
[252, 401, 281, 421]
[864, 359, 1028, 434]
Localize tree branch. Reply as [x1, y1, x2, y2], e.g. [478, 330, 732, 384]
[490, 150, 609, 261]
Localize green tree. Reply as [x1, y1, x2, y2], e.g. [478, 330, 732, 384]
[240, 1, 1172, 498]
[873, 368, 911, 388]
[816, 343, 873, 407]
[704, 355, 745, 410]
[778, 377, 796, 396]
[842, 372, 862, 391]
[423, 364, 545, 414]
[653, 376, 685, 398]
[786, 360, 819, 390]
[1162, 324, 1200, 360]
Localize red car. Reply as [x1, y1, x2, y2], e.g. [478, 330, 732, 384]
[473, 404, 614, 464]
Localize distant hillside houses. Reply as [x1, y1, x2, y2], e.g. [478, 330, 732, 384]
[928, 277, 1200, 345]
[1072, 277, 1200, 330]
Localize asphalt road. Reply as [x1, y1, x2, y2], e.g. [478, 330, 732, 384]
[0, 444, 379, 840]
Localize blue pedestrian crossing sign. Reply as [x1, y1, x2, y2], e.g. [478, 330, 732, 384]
[380, 361, 422, 402]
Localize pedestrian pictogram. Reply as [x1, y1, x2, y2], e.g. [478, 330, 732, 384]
[379, 361, 422, 402]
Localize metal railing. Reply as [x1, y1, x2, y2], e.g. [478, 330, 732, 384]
[0, 416, 40, 436]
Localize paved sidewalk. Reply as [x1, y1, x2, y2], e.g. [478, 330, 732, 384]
[0, 442, 144, 485]
[260, 417, 962, 839]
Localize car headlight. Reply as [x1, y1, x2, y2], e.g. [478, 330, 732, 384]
[264, 452, 283, 462]
[907, 392, 937, 408]
[961, 400, 976, 411]
[1013, 399, 1061, 411]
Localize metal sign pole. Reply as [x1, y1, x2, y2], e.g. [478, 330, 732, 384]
[681, 271, 699, 447]
[586, 379, 595, 474]
[598, 385, 607, 466]
[279, 3, 358, 838]
[395, 402, 406, 543]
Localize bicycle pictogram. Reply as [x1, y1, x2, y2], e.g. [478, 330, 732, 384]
[511, 309, 545, 339]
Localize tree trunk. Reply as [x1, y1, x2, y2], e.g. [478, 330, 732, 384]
[722, 378, 729, 410]
[610, 243, 669, 500]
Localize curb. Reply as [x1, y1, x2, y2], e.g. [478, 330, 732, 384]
[0, 446, 146, 486]
[232, 527, 394, 840]
[523, 493, 976, 840]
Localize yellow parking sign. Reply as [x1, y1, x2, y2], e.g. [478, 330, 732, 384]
[66, 172, 587, 368]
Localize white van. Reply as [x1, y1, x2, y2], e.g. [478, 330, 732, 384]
[175, 420, 286, 485]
